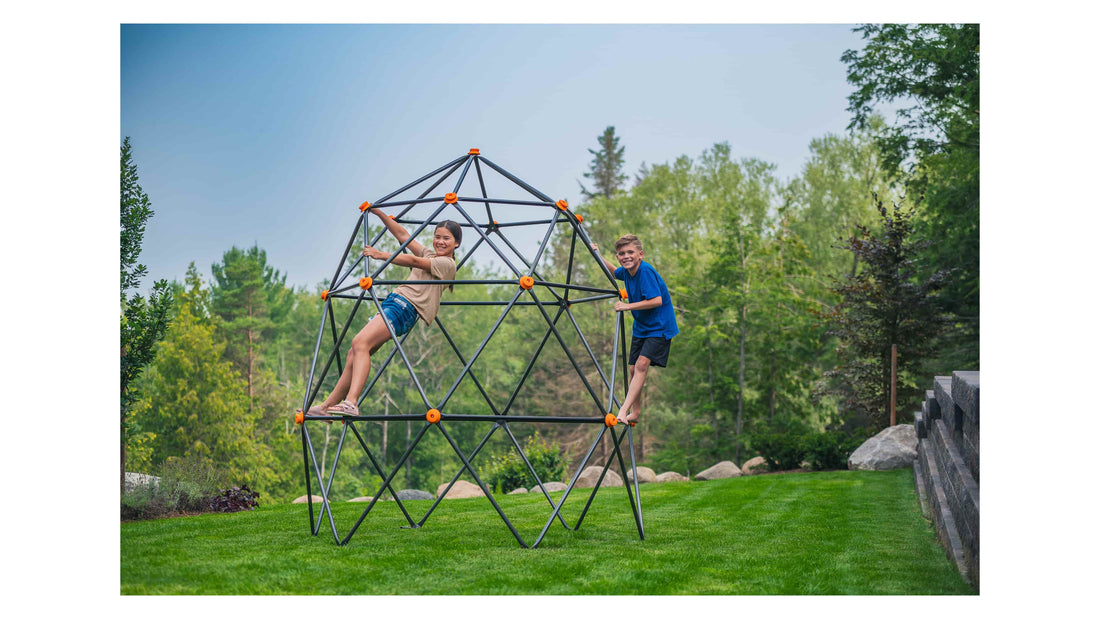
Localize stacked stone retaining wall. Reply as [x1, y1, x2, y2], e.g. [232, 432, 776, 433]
[913, 370, 979, 589]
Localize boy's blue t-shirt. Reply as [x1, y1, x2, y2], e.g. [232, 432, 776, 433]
[615, 260, 679, 339]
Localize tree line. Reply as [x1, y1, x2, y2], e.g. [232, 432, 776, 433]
[121, 24, 978, 501]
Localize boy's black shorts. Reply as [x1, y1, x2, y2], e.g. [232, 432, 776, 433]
[629, 336, 672, 367]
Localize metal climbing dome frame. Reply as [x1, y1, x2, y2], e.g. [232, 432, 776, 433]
[295, 149, 643, 548]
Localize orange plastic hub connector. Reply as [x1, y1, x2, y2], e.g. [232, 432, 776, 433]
[619, 289, 628, 300]
[359, 277, 373, 290]
[426, 408, 441, 424]
[576, 214, 584, 222]
[468, 148, 480, 155]
[321, 290, 329, 301]
[519, 276, 535, 289]
[604, 413, 618, 427]
[556, 199, 569, 211]
[295, 411, 304, 425]
[359, 201, 372, 212]
[444, 193, 458, 204]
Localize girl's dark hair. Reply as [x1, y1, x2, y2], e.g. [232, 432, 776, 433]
[437, 220, 462, 293]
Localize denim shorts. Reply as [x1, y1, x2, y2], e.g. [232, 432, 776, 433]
[380, 293, 419, 336]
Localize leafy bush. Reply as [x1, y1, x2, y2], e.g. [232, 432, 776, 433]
[484, 432, 564, 494]
[750, 433, 806, 471]
[121, 456, 244, 520]
[207, 486, 260, 513]
[803, 432, 863, 471]
[160, 456, 227, 510]
[747, 431, 863, 473]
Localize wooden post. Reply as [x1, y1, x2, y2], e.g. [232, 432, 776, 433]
[890, 344, 897, 426]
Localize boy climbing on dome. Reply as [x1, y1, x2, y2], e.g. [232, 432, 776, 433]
[591, 234, 678, 424]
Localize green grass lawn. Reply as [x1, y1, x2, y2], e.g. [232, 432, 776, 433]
[120, 468, 973, 595]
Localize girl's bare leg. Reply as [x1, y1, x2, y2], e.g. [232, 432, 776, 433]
[314, 349, 357, 410]
[343, 315, 394, 405]
[314, 315, 392, 410]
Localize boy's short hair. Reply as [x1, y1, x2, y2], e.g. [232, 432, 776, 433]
[614, 234, 642, 252]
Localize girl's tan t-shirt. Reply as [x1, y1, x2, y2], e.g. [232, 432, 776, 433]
[392, 246, 456, 325]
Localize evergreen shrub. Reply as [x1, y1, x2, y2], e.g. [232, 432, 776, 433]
[803, 432, 863, 471]
[751, 433, 806, 471]
[748, 432, 862, 473]
[484, 432, 564, 494]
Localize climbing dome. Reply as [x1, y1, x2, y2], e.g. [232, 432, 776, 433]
[295, 149, 643, 548]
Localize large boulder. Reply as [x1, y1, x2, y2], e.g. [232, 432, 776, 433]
[575, 465, 624, 488]
[508, 487, 528, 494]
[695, 461, 743, 481]
[655, 471, 689, 483]
[848, 424, 918, 471]
[348, 496, 374, 502]
[740, 456, 768, 475]
[395, 489, 433, 501]
[292, 495, 324, 504]
[437, 479, 486, 499]
[532, 481, 568, 493]
[626, 466, 658, 483]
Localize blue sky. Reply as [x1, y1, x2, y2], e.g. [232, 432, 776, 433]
[122, 23, 867, 290]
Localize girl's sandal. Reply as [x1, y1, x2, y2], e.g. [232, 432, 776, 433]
[326, 401, 360, 416]
[305, 405, 334, 425]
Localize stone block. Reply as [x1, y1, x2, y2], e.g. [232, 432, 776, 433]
[912, 446, 930, 518]
[952, 371, 980, 424]
[964, 432, 980, 483]
[924, 390, 940, 420]
[931, 418, 980, 585]
[917, 431, 968, 582]
[915, 370, 979, 590]
[933, 377, 955, 430]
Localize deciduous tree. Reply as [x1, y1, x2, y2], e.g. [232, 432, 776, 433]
[131, 293, 280, 493]
[121, 137, 173, 492]
[843, 23, 979, 369]
[821, 197, 952, 431]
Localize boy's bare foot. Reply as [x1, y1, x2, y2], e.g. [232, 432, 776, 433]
[616, 407, 638, 424]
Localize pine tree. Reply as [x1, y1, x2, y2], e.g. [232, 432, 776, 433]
[210, 245, 293, 414]
[580, 126, 628, 200]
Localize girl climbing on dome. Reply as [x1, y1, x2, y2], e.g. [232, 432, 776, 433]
[300, 207, 461, 419]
